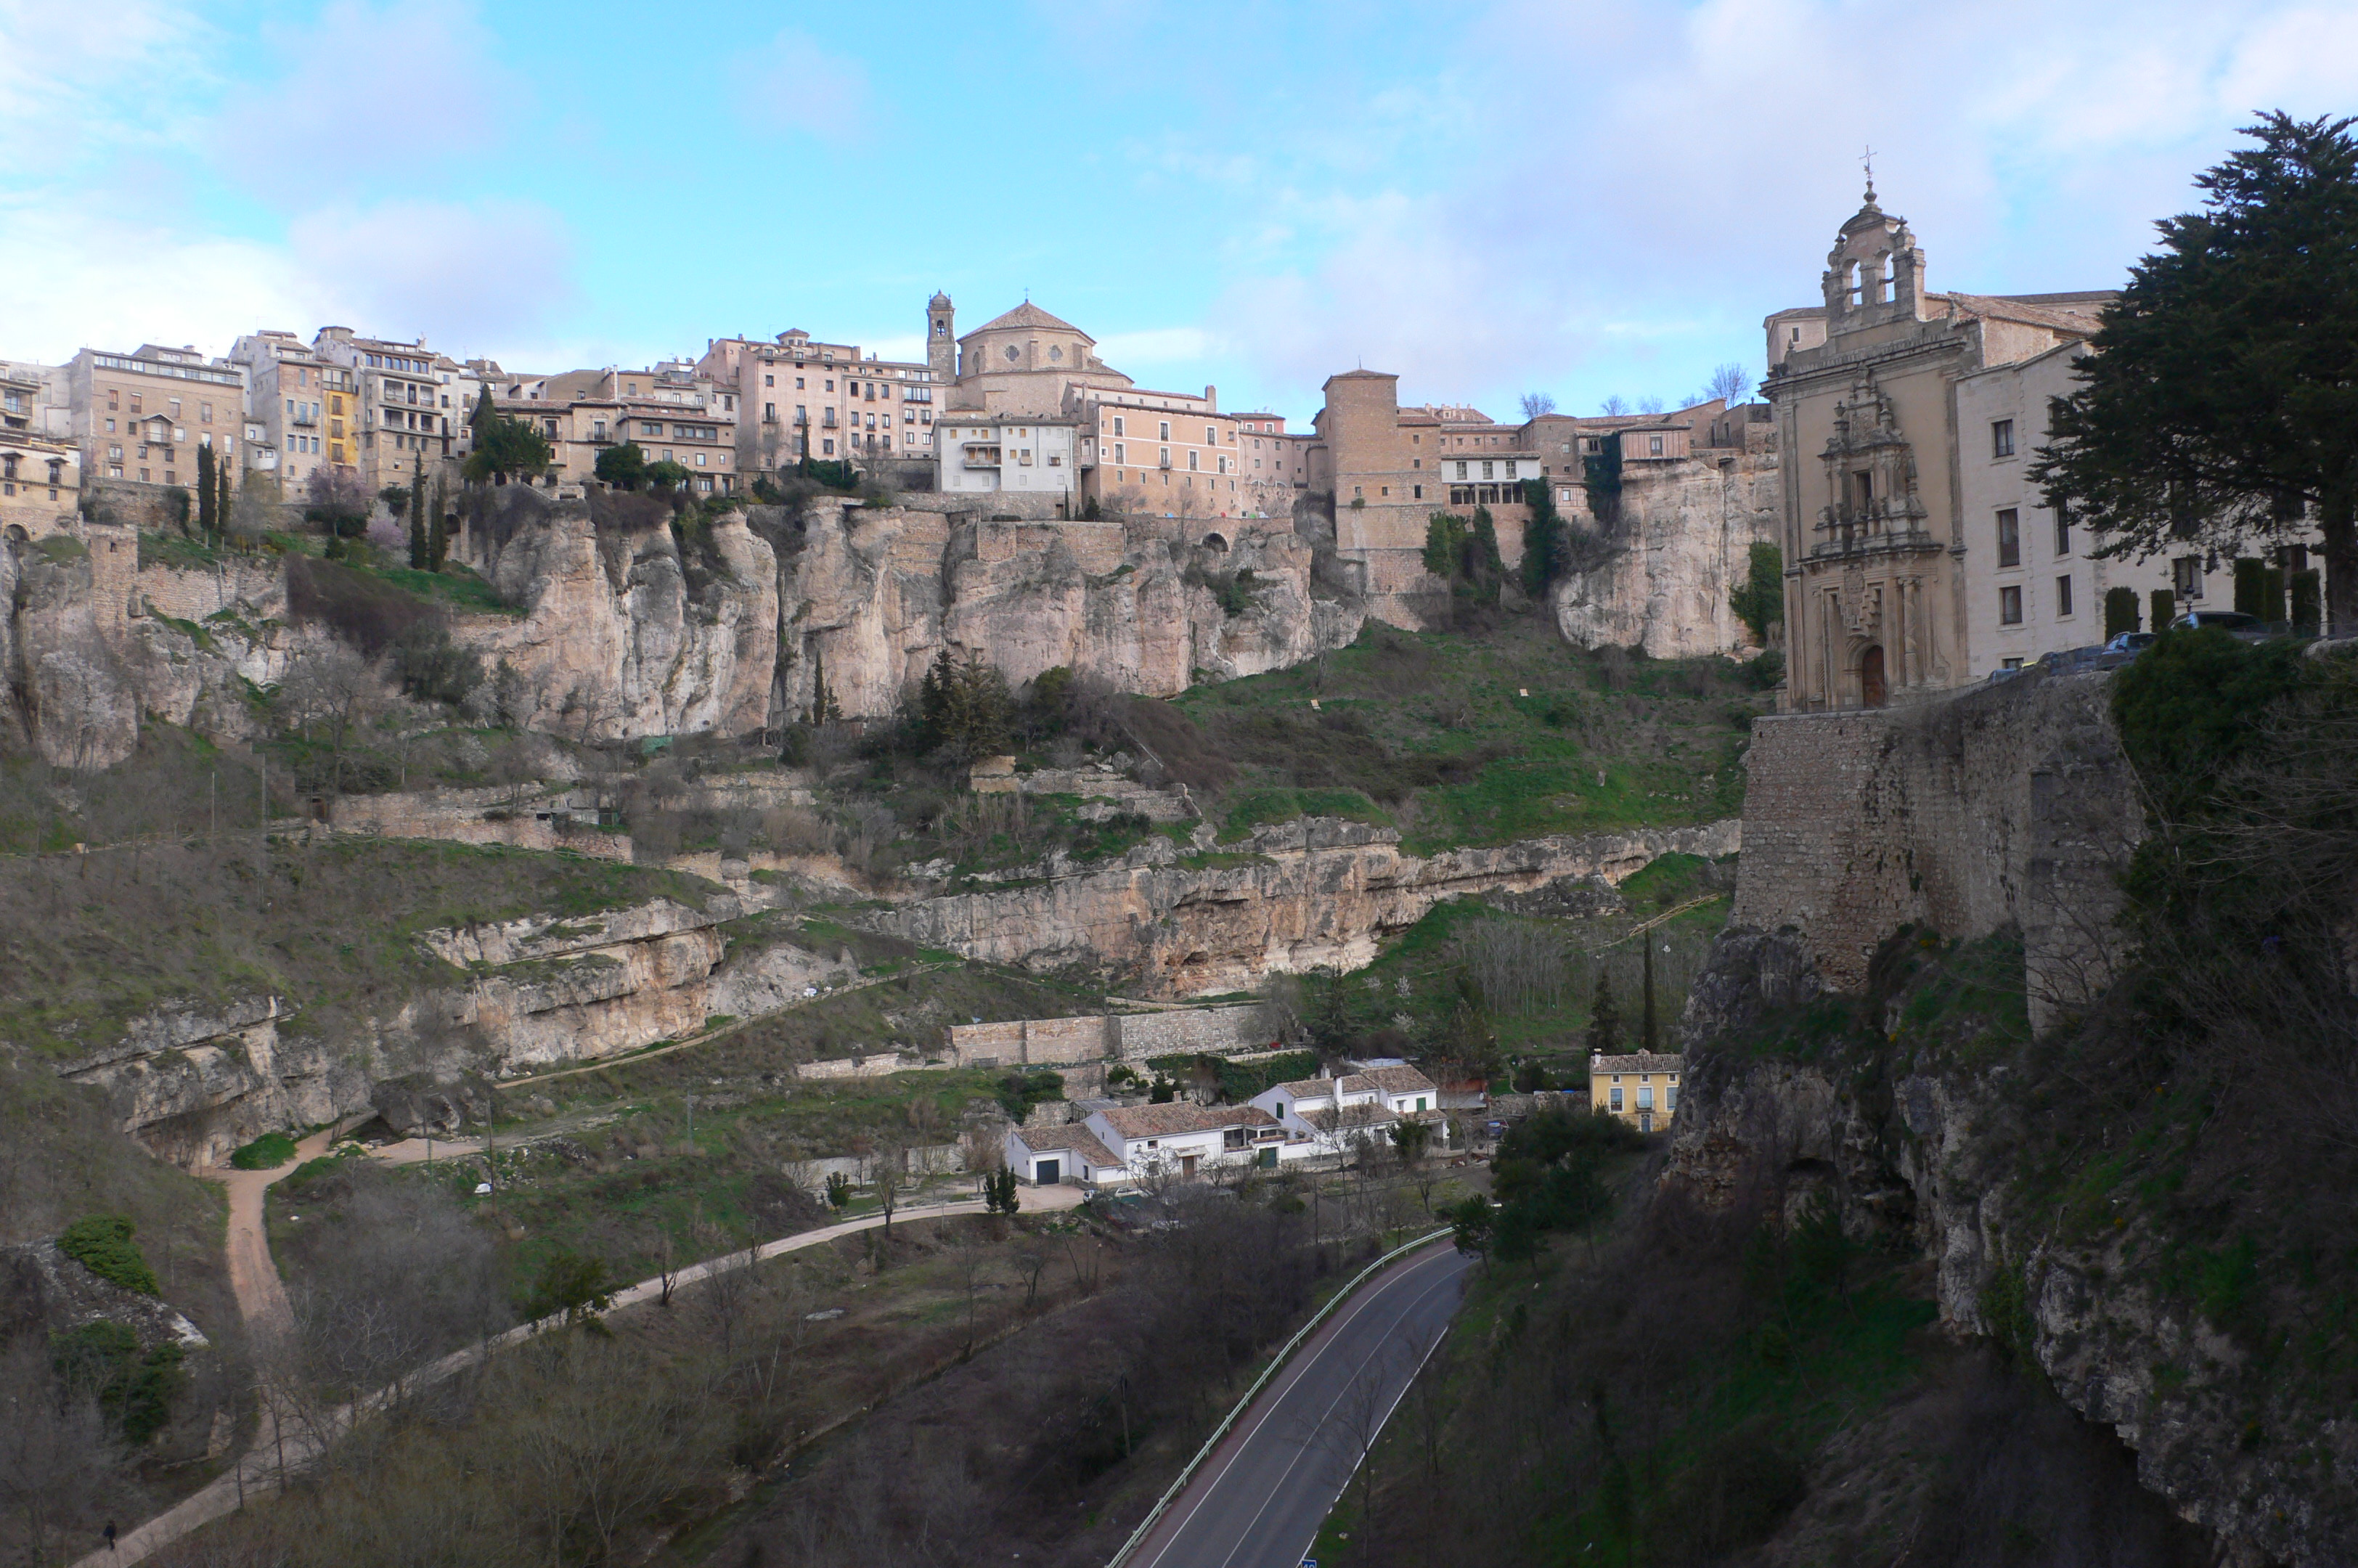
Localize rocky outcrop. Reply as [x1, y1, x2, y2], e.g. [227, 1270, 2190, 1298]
[472, 504, 780, 740]
[1663, 928, 2357, 1567]
[64, 897, 859, 1166]
[878, 815, 1742, 995]
[1551, 446, 1780, 658]
[780, 505, 1361, 720]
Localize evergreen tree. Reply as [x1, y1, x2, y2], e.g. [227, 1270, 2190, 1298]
[407, 451, 428, 568]
[1519, 480, 1574, 595]
[430, 478, 450, 571]
[1584, 973, 1623, 1055]
[216, 464, 233, 545]
[195, 443, 216, 541]
[2032, 114, 2358, 632]
[2104, 586, 2142, 638]
[915, 649, 1011, 763]
[808, 646, 841, 725]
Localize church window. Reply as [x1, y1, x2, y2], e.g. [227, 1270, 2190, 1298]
[1049, 346, 1062, 362]
[2000, 586, 2023, 625]
[2055, 576, 2073, 618]
[1005, 346, 1020, 362]
[1991, 420, 2015, 459]
[1996, 509, 2020, 568]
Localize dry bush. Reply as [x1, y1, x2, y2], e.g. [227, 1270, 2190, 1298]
[1456, 920, 1569, 1013]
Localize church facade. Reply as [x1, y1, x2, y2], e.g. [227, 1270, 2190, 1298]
[1763, 184, 2110, 711]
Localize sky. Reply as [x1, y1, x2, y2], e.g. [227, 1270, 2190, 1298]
[6, 0, 2357, 422]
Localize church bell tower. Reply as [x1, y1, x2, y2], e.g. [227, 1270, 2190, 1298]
[927, 292, 955, 388]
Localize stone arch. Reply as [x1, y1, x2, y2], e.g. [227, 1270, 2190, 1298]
[1201, 532, 1227, 552]
[4, 523, 27, 545]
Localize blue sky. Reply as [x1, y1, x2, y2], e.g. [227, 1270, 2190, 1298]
[7, 0, 2357, 422]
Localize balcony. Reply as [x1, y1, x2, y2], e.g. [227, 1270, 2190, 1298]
[962, 445, 1002, 469]
[290, 409, 317, 427]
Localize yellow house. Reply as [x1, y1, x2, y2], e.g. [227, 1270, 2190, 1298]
[1589, 1051, 1682, 1135]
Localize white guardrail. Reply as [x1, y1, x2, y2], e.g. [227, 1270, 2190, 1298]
[1103, 1226, 1453, 1568]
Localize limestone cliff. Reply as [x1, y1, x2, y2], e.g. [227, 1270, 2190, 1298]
[470, 503, 780, 740]
[1551, 446, 1781, 658]
[778, 504, 1361, 719]
[878, 815, 1742, 995]
[62, 897, 857, 1167]
[1664, 928, 2357, 1567]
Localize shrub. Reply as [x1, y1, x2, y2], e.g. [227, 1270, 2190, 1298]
[51, 1321, 185, 1442]
[285, 555, 432, 656]
[2104, 585, 2141, 637]
[2150, 587, 2175, 633]
[56, 1215, 160, 1296]
[229, 1130, 299, 1169]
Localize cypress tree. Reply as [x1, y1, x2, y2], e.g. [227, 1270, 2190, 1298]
[217, 464, 233, 545]
[407, 451, 428, 568]
[430, 478, 450, 571]
[195, 444, 216, 540]
[1584, 973, 1622, 1055]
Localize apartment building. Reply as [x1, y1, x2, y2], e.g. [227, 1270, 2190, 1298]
[1231, 410, 1310, 515]
[231, 332, 322, 489]
[1, 365, 78, 538]
[493, 363, 740, 492]
[935, 415, 1081, 502]
[695, 330, 934, 474]
[65, 345, 248, 490]
[311, 329, 466, 491]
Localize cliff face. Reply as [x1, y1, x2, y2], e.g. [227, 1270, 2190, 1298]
[880, 815, 1742, 995]
[1551, 446, 1780, 658]
[62, 897, 857, 1168]
[779, 505, 1361, 721]
[473, 507, 780, 740]
[1665, 928, 2357, 1568]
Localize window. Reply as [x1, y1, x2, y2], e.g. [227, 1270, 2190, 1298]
[200, 402, 212, 422]
[1991, 419, 2015, 458]
[1113, 443, 1124, 463]
[1159, 421, 1170, 441]
[1205, 426, 1216, 444]
[1637, 1085, 1654, 1111]
[1854, 471, 1873, 510]
[2174, 556, 2203, 600]
[1188, 451, 1198, 470]
[1113, 415, 1125, 436]
[1666, 1084, 1677, 1113]
[2000, 585, 2023, 624]
[796, 377, 805, 389]
[1648, 435, 1663, 455]
[1996, 509, 2020, 567]
[1610, 1086, 1623, 1111]
[2003, 657, 2025, 671]
[2055, 512, 2071, 556]
[764, 375, 774, 387]
[824, 379, 833, 392]
[2056, 575, 2074, 617]
[1412, 485, 1422, 499]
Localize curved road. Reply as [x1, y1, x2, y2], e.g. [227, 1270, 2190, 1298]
[1128, 1240, 1473, 1568]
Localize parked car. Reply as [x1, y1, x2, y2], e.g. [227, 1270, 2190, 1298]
[2039, 644, 2109, 674]
[2169, 609, 2272, 641]
[2095, 631, 2157, 668]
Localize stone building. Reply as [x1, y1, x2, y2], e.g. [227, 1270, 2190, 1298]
[1, 364, 78, 538]
[934, 415, 1081, 504]
[311, 329, 469, 492]
[65, 345, 248, 492]
[696, 330, 936, 476]
[229, 332, 327, 491]
[487, 362, 740, 494]
[1762, 180, 2113, 710]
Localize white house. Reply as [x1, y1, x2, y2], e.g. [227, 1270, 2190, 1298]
[935, 415, 1081, 501]
[1085, 1102, 1293, 1180]
[1003, 1122, 1126, 1187]
[1252, 1063, 1443, 1158]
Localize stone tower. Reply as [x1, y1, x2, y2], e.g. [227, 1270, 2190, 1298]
[927, 293, 955, 388]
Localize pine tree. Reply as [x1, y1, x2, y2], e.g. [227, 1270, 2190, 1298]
[1584, 973, 1623, 1055]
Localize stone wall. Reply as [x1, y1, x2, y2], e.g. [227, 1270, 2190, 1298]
[942, 1002, 1273, 1067]
[1731, 667, 2141, 1023]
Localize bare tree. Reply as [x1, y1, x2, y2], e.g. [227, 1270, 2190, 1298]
[0, 1342, 138, 1564]
[1637, 395, 1665, 416]
[1600, 395, 1631, 417]
[274, 643, 387, 798]
[870, 1141, 907, 1235]
[1518, 391, 1559, 420]
[1705, 362, 1753, 406]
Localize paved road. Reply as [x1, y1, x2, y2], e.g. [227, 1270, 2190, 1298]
[78, 1182, 1086, 1568]
[1129, 1240, 1473, 1568]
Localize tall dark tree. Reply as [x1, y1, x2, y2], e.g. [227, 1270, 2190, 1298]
[430, 477, 450, 571]
[2032, 113, 2358, 631]
[462, 387, 552, 484]
[1519, 480, 1573, 596]
[916, 649, 1011, 763]
[195, 443, 216, 541]
[1583, 973, 1622, 1055]
[216, 462, 233, 545]
[407, 450, 428, 568]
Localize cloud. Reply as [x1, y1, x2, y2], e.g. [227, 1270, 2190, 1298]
[211, 0, 526, 200]
[1200, 0, 2358, 414]
[730, 30, 869, 141]
[287, 200, 580, 349]
[0, 1, 216, 172]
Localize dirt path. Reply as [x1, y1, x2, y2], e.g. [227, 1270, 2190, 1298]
[203, 1125, 352, 1337]
[78, 1177, 1088, 1568]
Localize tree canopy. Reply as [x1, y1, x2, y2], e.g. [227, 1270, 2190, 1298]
[594, 441, 647, 491]
[462, 387, 554, 483]
[2031, 113, 2358, 629]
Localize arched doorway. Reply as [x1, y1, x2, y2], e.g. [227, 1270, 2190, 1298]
[1859, 645, 1887, 709]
